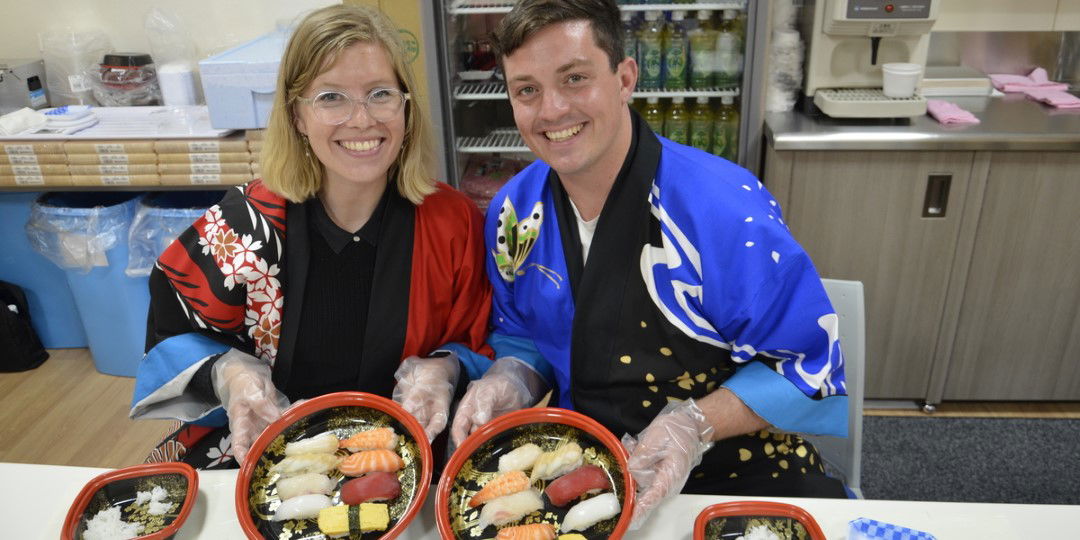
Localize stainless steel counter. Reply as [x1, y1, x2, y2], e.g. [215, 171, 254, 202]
[765, 95, 1080, 151]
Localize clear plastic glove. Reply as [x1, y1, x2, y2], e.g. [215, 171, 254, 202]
[212, 350, 290, 466]
[450, 357, 547, 447]
[622, 398, 715, 530]
[392, 353, 460, 442]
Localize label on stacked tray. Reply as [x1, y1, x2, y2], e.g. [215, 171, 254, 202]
[2, 153, 67, 164]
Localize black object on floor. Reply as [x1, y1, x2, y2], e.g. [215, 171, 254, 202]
[861, 416, 1080, 504]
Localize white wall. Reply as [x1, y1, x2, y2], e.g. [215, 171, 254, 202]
[0, 0, 341, 61]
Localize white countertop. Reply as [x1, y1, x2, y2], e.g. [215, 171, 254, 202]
[6, 461, 1077, 539]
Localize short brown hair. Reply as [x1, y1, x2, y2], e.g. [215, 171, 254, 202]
[261, 4, 436, 204]
[493, 0, 624, 71]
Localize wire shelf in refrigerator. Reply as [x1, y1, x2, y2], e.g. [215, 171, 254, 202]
[454, 82, 740, 100]
[455, 82, 508, 100]
[457, 128, 528, 153]
[448, 1, 746, 15]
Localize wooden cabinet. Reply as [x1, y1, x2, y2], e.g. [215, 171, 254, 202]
[766, 149, 976, 399]
[940, 152, 1080, 400]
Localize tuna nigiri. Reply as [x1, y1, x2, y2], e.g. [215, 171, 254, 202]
[497, 443, 543, 473]
[476, 489, 544, 530]
[271, 453, 341, 478]
[340, 471, 402, 505]
[272, 493, 332, 521]
[560, 492, 621, 533]
[276, 472, 336, 500]
[529, 442, 583, 483]
[469, 470, 530, 508]
[284, 432, 339, 456]
[495, 523, 557, 540]
[340, 427, 398, 452]
[339, 449, 406, 476]
[543, 465, 610, 507]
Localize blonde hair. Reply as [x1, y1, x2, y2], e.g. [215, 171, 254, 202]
[260, 4, 436, 204]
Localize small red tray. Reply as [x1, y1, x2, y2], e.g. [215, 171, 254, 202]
[62, 462, 199, 540]
[693, 500, 826, 540]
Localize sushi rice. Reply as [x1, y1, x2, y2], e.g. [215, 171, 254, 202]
[82, 506, 144, 540]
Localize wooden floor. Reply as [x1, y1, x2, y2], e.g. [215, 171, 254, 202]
[1, 349, 1077, 468]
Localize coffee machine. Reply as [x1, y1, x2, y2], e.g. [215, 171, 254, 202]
[800, 0, 939, 118]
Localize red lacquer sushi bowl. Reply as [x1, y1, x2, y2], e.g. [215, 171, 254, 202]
[437, 407, 635, 539]
[235, 391, 433, 539]
[693, 501, 826, 540]
[62, 462, 198, 540]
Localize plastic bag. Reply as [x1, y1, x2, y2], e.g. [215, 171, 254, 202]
[25, 193, 138, 273]
[145, 8, 202, 106]
[38, 27, 112, 106]
[126, 192, 217, 277]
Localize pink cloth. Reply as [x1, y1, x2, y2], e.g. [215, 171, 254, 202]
[926, 99, 980, 125]
[989, 67, 1070, 93]
[1022, 87, 1080, 109]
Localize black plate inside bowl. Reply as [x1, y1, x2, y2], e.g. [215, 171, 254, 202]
[77, 473, 189, 539]
[703, 515, 811, 540]
[448, 423, 626, 539]
[246, 405, 424, 539]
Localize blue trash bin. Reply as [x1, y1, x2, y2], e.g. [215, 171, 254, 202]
[0, 192, 88, 348]
[127, 191, 223, 277]
[26, 192, 148, 377]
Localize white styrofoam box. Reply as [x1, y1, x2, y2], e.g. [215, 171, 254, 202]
[198, 30, 290, 130]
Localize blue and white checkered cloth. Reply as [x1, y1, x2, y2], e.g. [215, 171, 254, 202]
[849, 517, 937, 540]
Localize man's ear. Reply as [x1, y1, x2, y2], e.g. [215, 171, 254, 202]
[617, 56, 638, 102]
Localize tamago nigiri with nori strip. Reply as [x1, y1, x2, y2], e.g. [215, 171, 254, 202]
[284, 431, 339, 455]
[469, 470, 530, 508]
[544, 465, 610, 506]
[340, 471, 401, 505]
[339, 427, 398, 452]
[495, 523, 557, 540]
[529, 442, 583, 482]
[339, 448, 406, 476]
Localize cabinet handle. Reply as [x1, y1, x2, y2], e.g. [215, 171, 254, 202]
[922, 174, 952, 218]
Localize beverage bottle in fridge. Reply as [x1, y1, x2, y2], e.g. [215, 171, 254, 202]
[689, 96, 713, 152]
[712, 95, 739, 161]
[714, 9, 744, 87]
[642, 97, 665, 134]
[663, 11, 689, 89]
[621, 11, 639, 65]
[689, 10, 716, 89]
[637, 11, 664, 90]
[461, 40, 476, 71]
[663, 96, 689, 144]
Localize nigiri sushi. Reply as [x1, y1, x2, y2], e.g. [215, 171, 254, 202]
[560, 492, 621, 533]
[495, 523, 557, 540]
[339, 449, 406, 476]
[498, 443, 543, 473]
[469, 470, 530, 508]
[340, 427, 398, 452]
[271, 453, 341, 478]
[284, 432, 340, 455]
[272, 493, 332, 521]
[276, 472, 335, 500]
[476, 489, 544, 530]
[529, 442, 583, 483]
[544, 465, 610, 507]
[340, 471, 402, 505]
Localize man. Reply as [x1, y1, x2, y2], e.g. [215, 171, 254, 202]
[451, 0, 849, 527]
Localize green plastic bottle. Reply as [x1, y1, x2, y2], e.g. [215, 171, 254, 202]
[637, 11, 663, 90]
[621, 11, 638, 66]
[689, 96, 713, 152]
[714, 9, 744, 87]
[712, 95, 740, 161]
[662, 11, 688, 90]
[689, 10, 716, 90]
[663, 96, 689, 144]
[643, 97, 665, 135]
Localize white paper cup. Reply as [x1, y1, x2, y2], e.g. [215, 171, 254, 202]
[882, 62, 923, 98]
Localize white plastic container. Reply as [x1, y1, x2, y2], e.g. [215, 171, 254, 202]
[881, 62, 923, 98]
[198, 30, 289, 129]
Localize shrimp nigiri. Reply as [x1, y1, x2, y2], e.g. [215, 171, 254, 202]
[494, 523, 556, 540]
[340, 427, 398, 452]
[529, 442, 583, 483]
[469, 470, 530, 508]
[339, 449, 405, 476]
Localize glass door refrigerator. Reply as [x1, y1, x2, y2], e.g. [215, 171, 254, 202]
[422, 0, 769, 209]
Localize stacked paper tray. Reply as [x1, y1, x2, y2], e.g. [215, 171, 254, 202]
[245, 129, 264, 179]
[156, 134, 253, 186]
[63, 139, 162, 187]
[1, 141, 71, 187]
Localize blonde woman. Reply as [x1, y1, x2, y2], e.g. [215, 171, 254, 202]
[130, 5, 493, 468]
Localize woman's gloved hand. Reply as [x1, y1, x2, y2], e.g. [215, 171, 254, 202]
[392, 353, 460, 442]
[212, 350, 290, 465]
[450, 357, 547, 447]
[622, 398, 715, 530]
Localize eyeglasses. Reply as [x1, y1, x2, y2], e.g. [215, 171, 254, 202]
[296, 88, 410, 125]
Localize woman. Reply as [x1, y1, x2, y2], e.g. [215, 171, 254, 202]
[129, 5, 493, 468]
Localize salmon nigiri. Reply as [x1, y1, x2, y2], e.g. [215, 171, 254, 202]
[495, 523, 556, 540]
[469, 470, 530, 508]
[340, 427, 398, 452]
[339, 449, 405, 476]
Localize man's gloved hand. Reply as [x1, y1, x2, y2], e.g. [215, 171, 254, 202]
[450, 357, 547, 447]
[392, 353, 460, 442]
[212, 350, 290, 466]
[622, 398, 715, 530]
